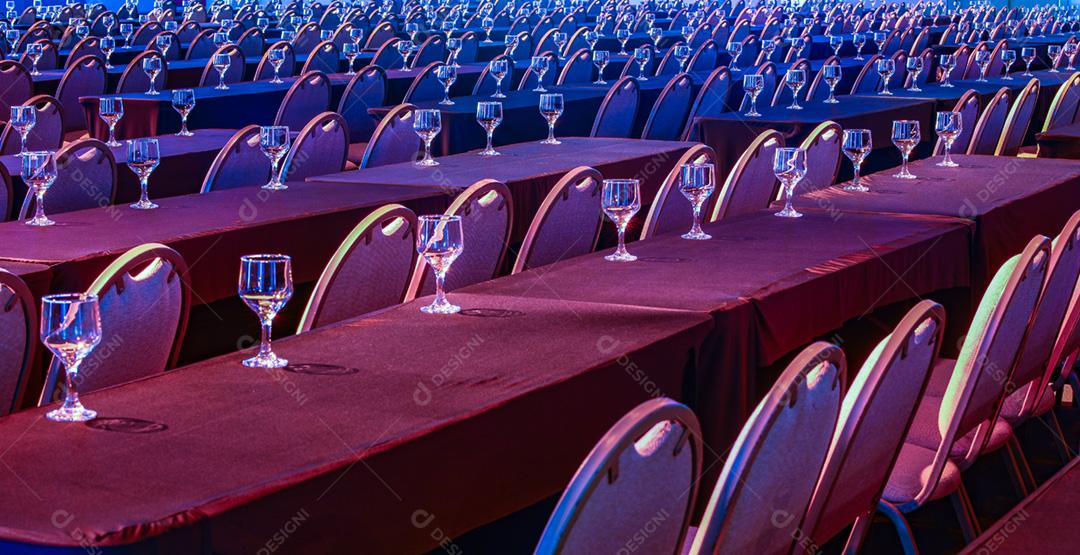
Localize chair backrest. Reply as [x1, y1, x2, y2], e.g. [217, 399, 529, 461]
[200, 125, 269, 193]
[360, 103, 420, 169]
[805, 57, 841, 103]
[371, 37, 404, 70]
[0, 269, 34, 415]
[56, 55, 106, 133]
[535, 398, 703, 555]
[299, 204, 419, 332]
[962, 42, 989, 79]
[641, 145, 717, 240]
[967, 87, 1011, 155]
[800, 301, 945, 547]
[0, 61, 33, 124]
[402, 61, 445, 104]
[655, 43, 684, 77]
[255, 41, 297, 81]
[590, 76, 639, 138]
[683, 66, 731, 140]
[293, 22, 322, 55]
[0, 95, 62, 155]
[799, 121, 842, 194]
[116, 50, 167, 94]
[365, 21, 396, 49]
[301, 40, 340, 75]
[132, 21, 163, 45]
[689, 342, 844, 555]
[337, 65, 387, 144]
[282, 111, 349, 182]
[19, 39, 57, 73]
[147, 31, 181, 62]
[689, 39, 720, 73]
[472, 54, 513, 96]
[186, 29, 218, 60]
[934, 89, 980, 156]
[237, 27, 264, 59]
[557, 47, 593, 85]
[985, 39, 1008, 78]
[1041, 72, 1080, 133]
[641, 73, 695, 141]
[275, 70, 331, 129]
[406, 180, 513, 298]
[413, 34, 447, 68]
[199, 44, 245, 87]
[512, 166, 603, 273]
[20, 139, 116, 219]
[39, 244, 190, 405]
[517, 51, 557, 92]
[457, 31, 480, 64]
[995, 78, 1040, 156]
[177, 21, 201, 44]
[710, 130, 783, 222]
[771, 58, 810, 106]
[66, 37, 104, 69]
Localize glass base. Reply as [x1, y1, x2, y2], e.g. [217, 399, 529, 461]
[46, 403, 96, 422]
[262, 182, 288, 190]
[130, 200, 159, 209]
[593, 79, 607, 85]
[540, 138, 561, 145]
[532, 86, 547, 92]
[243, 352, 288, 368]
[787, 104, 803, 110]
[1002, 76, 1013, 81]
[439, 98, 454, 105]
[908, 86, 922, 92]
[491, 92, 506, 98]
[1022, 72, 1033, 76]
[893, 170, 917, 179]
[823, 98, 839, 104]
[843, 183, 870, 192]
[270, 77, 284, 84]
[774, 207, 804, 218]
[345, 70, 356, 76]
[415, 158, 439, 166]
[479, 148, 500, 156]
[878, 90, 893, 96]
[936, 160, 959, 168]
[215, 84, 229, 90]
[146, 90, 160, 95]
[105, 139, 122, 147]
[941, 82, 955, 87]
[176, 129, 194, 137]
[745, 109, 761, 117]
[421, 300, 461, 314]
[604, 251, 637, 262]
[638, 75, 649, 81]
[682, 230, 711, 240]
[25, 216, 55, 226]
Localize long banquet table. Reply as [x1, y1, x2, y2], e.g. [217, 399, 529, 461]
[1036, 120, 1080, 159]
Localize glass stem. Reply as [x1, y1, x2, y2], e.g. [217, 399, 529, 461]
[259, 317, 274, 358]
[691, 204, 703, 234]
[139, 177, 149, 203]
[108, 123, 115, 144]
[270, 157, 281, 185]
[273, 66, 280, 81]
[62, 360, 82, 410]
[424, 139, 432, 161]
[547, 123, 555, 142]
[486, 130, 493, 151]
[443, 86, 450, 103]
[19, 131, 26, 153]
[181, 113, 189, 134]
[853, 164, 861, 187]
[33, 189, 45, 221]
[902, 153, 910, 174]
[616, 226, 627, 255]
[944, 142, 953, 165]
[434, 270, 448, 306]
[784, 184, 795, 213]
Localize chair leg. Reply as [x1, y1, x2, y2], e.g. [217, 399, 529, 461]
[949, 483, 980, 543]
[1004, 435, 1037, 495]
[1041, 410, 1074, 464]
[841, 511, 873, 555]
[874, 500, 919, 555]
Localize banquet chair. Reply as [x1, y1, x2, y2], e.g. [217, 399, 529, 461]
[301, 40, 340, 75]
[19, 139, 116, 219]
[1039, 72, 1080, 134]
[457, 32, 480, 64]
[562, 27, 589, 57]
[405, 180, 512, 298]
[117, 50, 168, 94]
[557, 48, 593, 85]
[798, 301, 945, 554]
[372, 38, 405, 71]
[200, 125, 269, 193]
[186, 29, 218, 60]
[640, 145, 717, 240]
[472, 54, 514, 96]
[330, 23, 356, 51]
[19, 40, 57, 73]
[293, 22, 322, 55]
[620, 46, 656, 80]
[888, 51, 909, 92]
[933, 90, 980, 156]
[238, 28, 265, 62]
[962, 42, 990, 80]
[15, 6, 34, 26]
[132, 21, 163, 45]
[797, 121, 842, 194]
[512, 166, 603, 273]
[65, 37, 104, 69]
[995, 78, 1040, 157]
[967, 87, 1011, 155]
[535, 398, 703, 555]
[177, 21, 201, 44]
[0, 61, 32, 124]
[299, 204, 419, 332]
[357, 103, 420, 168]
[850, 54, 884, 94]
[39, 243, 191, 405]
[402, 62, 446, 104]
[689, 39, 720, 73]
[805, 57, 840, 103]
[518, 52, 558, 91]
[413, 35, 447, 68]
[682, 66, 731, 139]
[909, 27, 931, 55]
[0, 95, 62, 154]
[0, 269, 35, 416]
[771, 59, 810, 107]
[255, 42, 297, 81]
[655, 43, 685, 77]
[710, 129, 783, 222]
[688, 342, 844, 555]
[532, 29, 558, 57]
[985, 39, 1009, 78]
[883, 236, 1051, 544]
[275, 71, 331, 129]
[365, 21, 396, 49]
[282, 112, 349, 182]
[55, 55, 106, 135]
[148, 31, 181, 62]
[641, 73, 694, 141]
[198, 45, 245, 88]
[339, 65, 387, 150]
[590, 76, 639, 138]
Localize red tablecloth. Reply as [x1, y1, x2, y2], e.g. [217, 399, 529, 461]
[0, 261, 51, 298]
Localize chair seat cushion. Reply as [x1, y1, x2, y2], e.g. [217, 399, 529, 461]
[347, 141, 369, 165]
[925, 357, 955, 397]
[883, 441, 963, 505]
[1000, 383, 1055, 425]
[904, 392, 1012, 461]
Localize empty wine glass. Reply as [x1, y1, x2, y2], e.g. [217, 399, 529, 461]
[822, 63, 842, 103]
[975, 49, 991, 81]
[489, 58, 508, 98]
[939, 54, 956, 87]
[904, 56, 923, 91]
[842, 129, 872, 192]
[602, 179, 641, 261]
[891, 120, 920, 179]
[876, 58, 895, 95]
[1001, 49, 1016, 80]
[21, 150, 56, 226]
[25, 41, 43, 75]
[436, 64, 457, 105]
[268, 47, 286, 83]
[539, 93, 563, 145]
[853, 32, 867, 59]
[616, 28, 630, 54]
[1021, 47, 1036, 76]
[743, 73, 764, 116]
[935, 111, 962, 168]
[343, 42, 359, 74]
[553, 31, 568, 59]
[529, 55, 549, 92]
[213, 52, 231, 89]
[417, 215, 464, 314]
[41, 293, 101, 422]
[873, 31, 887, 53]
[829, 34, 843, 57]
[349, 27, 365, 46]
[476, 101, 502, 156]
[680, 25, 693, 44]
[120, 22, 133, 46]
[773, 147, 807, 218]
[728, 39, 742, 71]
[172, 89, 195, 136]
[98, 97, 123, 147]
[413, 109, 441, 166]
[397, 39, 415, 69]
[1048, 44, 1062, 73]
[447, 37, 462, 67]
[762, 36, 778, 61]
[259, 125, 290, 190]
[784, 68, 806, 109]
[142, 55, 162, 94]
[10, 104, 34, 155]
[257, 17, 269, 32]
[99, 36, 115, 69]
[679, 163, 715, 240]
[674, 44, 691, 73]
[503, 33, 518, 56]
[647, 26, 662, 48]
[634, 46, 651, 80]
[127, 138, 160, 209]
[238, 254, 293, 368]
[593, 49, 610, 84]
[481, 17, 494, 42]
[155, 33, 172, 58]
[1065, 42, 1078, 71]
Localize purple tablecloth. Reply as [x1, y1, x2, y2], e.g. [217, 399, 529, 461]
[1036, 121, 1080, 159]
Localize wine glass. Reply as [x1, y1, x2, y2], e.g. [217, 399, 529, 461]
[553, 31, 567, 59]
[481, 16, 494, 42]
[586, 30, 600, 51]
[476, 101, 502, 156]
[213, 31, 229, 48]
[773, 147, 807, 218]
[447, 37, 462, 68]
[103, 13, 115, 35]
[257, 17, 269, 33]
[601, 179, 641, 262]
[727, 39, 742, 71]
[743, 73, 764, 117]
[905, 56, 923, 91]
[539, 93, 563, 145]
[679, 162, 715, 240]
[1021, 47, 1036, 76]
[413, 109, 441, 166]
[349, 28, 364, 47]
[120, 22, 133, 46]
[268, 47, 286, 83]
[829, 34, 843, 57]
[98, 97, 123, 147]
[10, 104, 34, 155]
[634, 46, 651, 80]
[417, 214, 464, 314]
[213, 52, 231, 89]
[935, 111, 962, 168]
[1048, 44, 1062, 73]
[405, 22, 419, 42]
[939, 54, 956, 87]
[616, 28, 630, 55]
[762, 36, 778, 61]
[343, 42, 359, 75]
[842, 129, 872, 192]
[99, 36, 115, 69]
[41, 293, 101, 422]
[172, 89, 195, 136]
[126, 138, 160, 209]
[975, 49, 991, 82]
[593, 49, 610, 84]
[1065, 42, 1078, 71]
[853, 32, 866, 59]
[822, 63, 842, 103]
[489, 58, 508, 98]
[529, 55, 549, 92]
[397, 39, 415, 69]
[142, 55, 162, 94]
[876, 58, 895, 95]
[25, 41, 43, 76]
[647, 26, 662, 48]
[259, 125, 290, 190]
[21, 150, 56, 226]
[1000, 49, 1016, 80]
[680, 25, 693, 44]
[436, 64, 457, 105]
[873, 31, 887, 53]
[238, 254, 293, 368]
[503, 33, 518, 57]
[891, 120, 920, 179]
[784, 68, 806, 110]
[155, 33, 172, 59]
